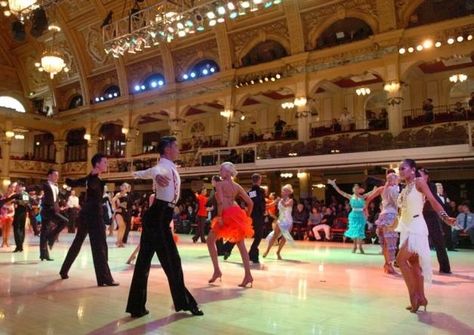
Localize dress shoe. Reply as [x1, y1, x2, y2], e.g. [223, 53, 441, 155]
[130, 309, 149, 318]
[40, 257, 54, 261]
[223, 252, 231, 260]
[448, 248, 458, 252]
[13, 248, 23, 253]
[184, 306, 204, 316]
[439, 270, 452, 275]
[98, 281, 119, 287]
[48, 240, 54, 250]
[59, 273, 69, 280]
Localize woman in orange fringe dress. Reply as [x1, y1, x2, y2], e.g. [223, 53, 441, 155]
[207, 162, 254, 287]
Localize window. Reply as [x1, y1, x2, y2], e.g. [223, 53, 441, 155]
[315, 18, 373, 50]
[181, 60, 219, 81]
[95, 85, 120, 103]
[241, 40, 288, 67]
[68, 95, 83, 110]
[134, 73, 165, 93]
[407, 0, 474, 28]
[0, 96, 26, 113]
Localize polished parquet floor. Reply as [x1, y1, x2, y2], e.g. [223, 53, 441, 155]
[0, 231, 473, 335]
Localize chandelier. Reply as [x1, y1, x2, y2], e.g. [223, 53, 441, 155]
[34, 24, 68, 78]
[1, 0, 38, 19]
[383, 81, 400, 93]
[103, 0, 284, 58]
[449, 73, 468, 83]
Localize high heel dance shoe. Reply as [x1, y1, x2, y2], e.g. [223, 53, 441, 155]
[238, 276, 253, 288]
[208, 272, 222, 284]
[410, 297, 428, 313]
[384, 263, 396, 274]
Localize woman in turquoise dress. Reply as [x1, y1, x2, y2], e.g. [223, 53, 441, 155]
[327, 179, 372, 253]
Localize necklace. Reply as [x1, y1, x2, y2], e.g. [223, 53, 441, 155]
[399, 180, 415, 210]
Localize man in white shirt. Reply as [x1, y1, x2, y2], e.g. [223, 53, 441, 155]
[66, 190, 80, 233]
[126, 136, 203, 318]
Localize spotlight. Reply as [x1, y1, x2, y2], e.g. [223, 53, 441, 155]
[217, 6, 226, 15]
[271, 77, 276, 81]
[141, 85, 146, 90]
[202, 69, 209, 75]
[95, 97, 100, 102]
[158, 80, 164, 86]
[108, 94, 113, 99]
[206, 11, 216, 19]
[407, 47, 414, 53]
[150, 81, 158, 88]
[178, 30, 186, 37]
[227, 2, 236, 10]
[275, 73, 281, 79]
[457, 35, 463, 42]
[190, 72, 196, 78]
[264, 77, 269, 81]
[250, 80, 255, 84]
[398, 47, 406, 54]
[435, 41, 442, 47]
[259, 78, 263, 83]
[467, 34, 473, 41]
[210, 67, 216, 73]
[416, 45, 423, 51]
[422, 39, 433, 49]
[209, 19, 217, 26]
[100, 97, 104, 101]
[134, 85, 141, 91]
[113, 92, 118, 97]
[241, 1, 250, 8]
[447, 37, 454, 44]
[229, 11, 238, 19]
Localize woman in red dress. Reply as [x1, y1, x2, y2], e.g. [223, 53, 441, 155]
[207, 162, 254, 287]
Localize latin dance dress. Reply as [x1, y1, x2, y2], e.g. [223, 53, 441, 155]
[344, 197, 366, 240]
[211, 205, 254, 243]
[266, 200, 294, 244]
[375, 185, 399, 262]
[397, 183, 432, 283]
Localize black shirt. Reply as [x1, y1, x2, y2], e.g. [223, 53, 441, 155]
[248, 185, 266, 219]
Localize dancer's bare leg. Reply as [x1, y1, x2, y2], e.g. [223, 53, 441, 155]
[263, 225, 281, 257]
[126, 244, 140, 264]
[236, 240, 253, 286]
[397, 243, 418, 309]
[206, 231, 222, 282]
[116, 215, 125, 247]
[276, 237, 286, 260]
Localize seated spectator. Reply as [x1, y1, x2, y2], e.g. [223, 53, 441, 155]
[262, 130, 273, 140]
[312, 207, 335, 240]
[284, 125, 297, 139]
[367, 110, 377, 129]
[453, 201, 474, 248]
[422, 98, 434, 122]
[307, 206, 323, 240]
[274, 115, 287, 138]
[469, 92, 474, 114]
[292, 202, 309, 240]
[247, 128, 257, 142]
[228, 149, 241, 164]
[339, 108, 353, 131]
[331, 118, 342, 132]
[451, 101, 466, 120]
[379, 108, 388, 129]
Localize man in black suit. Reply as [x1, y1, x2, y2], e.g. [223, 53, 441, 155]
[40, 169, 68, 261]
[248, 173, 266, 264]
[12, 182, 30, 252]
[419, 168, 451, 274]
[435, 183, 455, 251]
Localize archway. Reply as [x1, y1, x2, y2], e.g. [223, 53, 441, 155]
[241, 40, 288, 67]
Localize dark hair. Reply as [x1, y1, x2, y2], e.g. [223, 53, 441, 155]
[16, 181, 24, 187]
[462, 200, 471, 210]
[211, 175, 221, 182]
[47, 168, 58, 176]
[91, 153, 106, 167]
[251, 173, 261, 183]
[157, 136, 177, 155]
[402, 158, 417, 169]
[418, 167, 429, 175]
[386, 168, 396, 175]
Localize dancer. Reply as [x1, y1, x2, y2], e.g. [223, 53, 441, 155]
[66, 190, 80, 233]
[396, 159, 455, 313]
[112, 182, 131, 247]
[126, 136, 203, 318]
[327, 179, 370, 254]
[418, 168, 452, 274]
[365, 172, 400, 274]
[263, 184, 294, 260]
[247, 173, 266, 264]
[1, 182, 16, 248]
[12, 182, 30, 252]
[205, 175, 226, 255]
[40, 169, 69, 261]
[206, 162, 254, 287]
[59, 153, 119, 287]
[192, 186, 208, 243]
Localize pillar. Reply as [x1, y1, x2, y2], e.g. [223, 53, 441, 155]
[386, 90, 403, 135]
[297, 172, 310, 199]
[168, 118, 185, 145]
[54, 140, 67, 164]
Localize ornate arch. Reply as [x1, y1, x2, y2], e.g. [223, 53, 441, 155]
[131, 110, 171, 129]
[399, 0, 427, 28]
[236, 33, 291, 67]
[307, 10, 379, 50]
[180, 54, 220, 77]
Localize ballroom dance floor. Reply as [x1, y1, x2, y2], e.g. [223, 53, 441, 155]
[0, 231, 473, 335]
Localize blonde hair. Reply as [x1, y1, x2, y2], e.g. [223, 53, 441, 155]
[282, 184, 293, 194]
[220, 161, 238, 177]
[121, 182, 131, 192]
[386, 173, 398, 184]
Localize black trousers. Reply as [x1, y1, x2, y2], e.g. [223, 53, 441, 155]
[13, 208, 27, 250]
[122, 213, 131, 244]
[40, 209, 68, 259]
[192, 216, 207, 242]
[442, 223, 454, 250]
[67, 208, 79, 233]
[60, 213, 113, 285]
[126, 200, 198, 315]
[424, 211, 451, 273]
[248, 216, 264, 262]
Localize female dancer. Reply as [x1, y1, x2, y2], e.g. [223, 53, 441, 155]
[206, 162, 254, 287]
[112, 182, 131, 247]
[1, 182, 17, 248]
[263, 184, 294, 260]
[396, 159, 455, 312]
[327, 179, 371, 253]
[365, 172, 400, 274]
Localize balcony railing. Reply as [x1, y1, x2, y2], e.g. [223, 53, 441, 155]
[403, 103, 474, 128]
[310, 118, 387, 138]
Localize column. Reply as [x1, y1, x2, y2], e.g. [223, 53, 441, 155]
[1, 137, 12, 190]
[297, 171, 310, 199]
[296, 108, 310, 143]
[386, 89, 404, 135]
[54, 140, 67, 164]
[86, 136, 98, 165]
[227, 111, 240, 147]
[125, 135, 136, 159]
[168, 118, 185, 145]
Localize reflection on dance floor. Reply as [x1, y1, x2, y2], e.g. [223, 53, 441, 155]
[0, 232, 473, 334]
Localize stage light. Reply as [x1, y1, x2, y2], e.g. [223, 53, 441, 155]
[202, 68, 209, 75]
[150, 81, 158, 88]
[447, 37, 454, 44]
[140, 85, 146, 90]
[108, 94, 113, 99]
[422, 39, 433, 49]
[206, 11, 216, 19]
[467, 34, 473, 41]
[457, 35, 463, 42]
[209, 19, 217, 26]
[134, 85, 140, 91]
[241, 1, 250, 8]
[435, 41, 442, 47]
[416, 45, 423, 51]
[95, 97, 100, 102]
[398, 47, 405, 54]
[190, 72, 196, 78]
[217, 6, 225, 15]
[158, 80, 164, 86]
[275, 73, 281, 79]
[407, 47, 414, 53]
[210, 67, 215, 73]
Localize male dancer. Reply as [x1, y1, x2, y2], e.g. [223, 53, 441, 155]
[40, 169, 68, 261]
[59, 153, 119, 286]
[247, 173, 266, 264]
[12, 182, 30, 252]
[126, 136, 203, 318]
